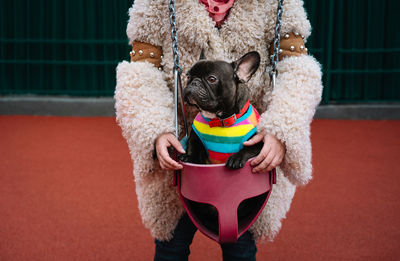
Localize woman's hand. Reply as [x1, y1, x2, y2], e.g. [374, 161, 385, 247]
[155, 133, 185, 170]
[243, 132, 285, 173]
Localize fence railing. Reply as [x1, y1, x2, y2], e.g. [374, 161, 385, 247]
[305, 0, 400, 104]
[1, 0, 399, 104]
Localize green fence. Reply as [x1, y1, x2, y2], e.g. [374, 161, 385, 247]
[0, 0, 132, 96]
[1, 0, 399, 104]
[305, 0, 400, 104]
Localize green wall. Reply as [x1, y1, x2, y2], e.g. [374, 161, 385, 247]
[1, 0, 399, 104]
[304, 0, 400, 103]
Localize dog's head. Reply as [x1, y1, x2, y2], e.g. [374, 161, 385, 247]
[184, 50, 260, 119]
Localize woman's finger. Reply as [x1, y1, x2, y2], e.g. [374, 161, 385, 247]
[266, 155, 280, 172]
[157, 148, 169, 169]
[253, 150, 275, 173]
[157, 152, 170, 169]
[156, 141, 176, 169]
[164, 155, 183, 169]
[243, 133, 264, 146]
[159, 154, 180, 170]
[161, 159, 176, 170]
[250, 143, 271, 166]
[168, 135, 186, 154]
[159, 147, 182, 170]
[155, 133, 184, 170]
[159, 158, 169, 170]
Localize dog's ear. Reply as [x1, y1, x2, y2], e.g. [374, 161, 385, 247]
[232, 51, 260, 83]
[199, 48, 207, 60]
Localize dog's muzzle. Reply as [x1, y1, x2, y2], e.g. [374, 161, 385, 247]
[184, 80, 215, 110]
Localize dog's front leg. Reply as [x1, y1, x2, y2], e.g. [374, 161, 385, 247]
[178, 131, 207, 164]
[226, 141, 264, 169]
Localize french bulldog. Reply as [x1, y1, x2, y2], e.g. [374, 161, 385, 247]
[178, 50, 263, 169]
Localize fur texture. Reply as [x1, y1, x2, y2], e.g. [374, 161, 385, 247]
[115, 0, 323, 242]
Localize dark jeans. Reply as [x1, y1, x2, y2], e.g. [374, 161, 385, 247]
[154, 213, 257, 261]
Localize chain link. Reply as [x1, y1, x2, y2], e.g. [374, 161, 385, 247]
[169, 0, 188, 138]
[269, 0, 284, 88]
[168, 0, 182, 73]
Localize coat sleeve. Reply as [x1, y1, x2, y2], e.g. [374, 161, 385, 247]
[114, 1, 174, 179]
[258, 0, 323, 186]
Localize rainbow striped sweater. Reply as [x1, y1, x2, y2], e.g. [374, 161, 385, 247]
[192, 104, 260, 164]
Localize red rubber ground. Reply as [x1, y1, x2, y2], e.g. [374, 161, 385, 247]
[1, 116, 399, 261]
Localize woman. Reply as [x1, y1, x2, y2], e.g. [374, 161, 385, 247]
[114, 0, 322, 260]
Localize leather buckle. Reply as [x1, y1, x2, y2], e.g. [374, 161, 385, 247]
[222, 114, 236, 127]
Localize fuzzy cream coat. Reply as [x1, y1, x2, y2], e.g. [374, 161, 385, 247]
[114, 0, 322, 242]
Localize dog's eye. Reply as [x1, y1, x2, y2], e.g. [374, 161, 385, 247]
[207, 76, 217, 84]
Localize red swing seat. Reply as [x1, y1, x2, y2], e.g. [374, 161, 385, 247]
[176, 161, 276, 244]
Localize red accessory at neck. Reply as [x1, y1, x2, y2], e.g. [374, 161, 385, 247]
[199, 0, 235, 27]
[208, 100, 250, 128]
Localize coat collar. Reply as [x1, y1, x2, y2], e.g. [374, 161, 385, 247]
[175, 0, 264, 61]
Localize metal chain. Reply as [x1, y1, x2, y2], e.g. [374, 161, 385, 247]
[168, 0, 182, 73]
[269, 0, 284, 89]
[169, 0, 188, 139]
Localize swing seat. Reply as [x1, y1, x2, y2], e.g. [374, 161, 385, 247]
[177, 160, 276, 244]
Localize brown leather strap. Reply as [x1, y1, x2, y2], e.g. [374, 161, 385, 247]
[269, 32, 308, 61]
[130, 41, 163, 70]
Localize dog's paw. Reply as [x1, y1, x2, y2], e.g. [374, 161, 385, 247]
[178, 153, 191, 163]
[225, 154, 246, 169]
